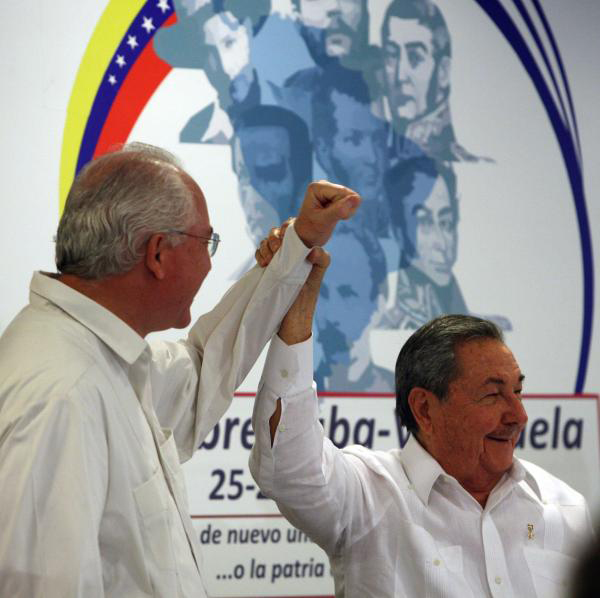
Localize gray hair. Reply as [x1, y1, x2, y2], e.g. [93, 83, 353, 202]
[56, 142, 197, 279]
[395, 314, 503, 434]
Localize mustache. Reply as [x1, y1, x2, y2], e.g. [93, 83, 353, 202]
[254, 159, 288, 183]
[326, 16, 357, 39]
[487, 425, 522, 439]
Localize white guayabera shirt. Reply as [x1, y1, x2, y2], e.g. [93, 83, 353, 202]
[251, 336, 593, 598]
[0, 225, 311, 598]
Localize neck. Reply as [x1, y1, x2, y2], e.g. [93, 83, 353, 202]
[59, 269, 152, 337]
[417, 434, 502, 508]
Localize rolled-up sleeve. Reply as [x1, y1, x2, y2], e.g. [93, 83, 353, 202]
[250, 334, 378, 556]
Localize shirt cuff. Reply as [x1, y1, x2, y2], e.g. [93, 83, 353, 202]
[261, 333, 313, 397]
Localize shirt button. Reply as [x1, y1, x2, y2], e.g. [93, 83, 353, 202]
[280, 369, 289, 378]
[495, 576, 502, 585]
[433, 559, 441, 566]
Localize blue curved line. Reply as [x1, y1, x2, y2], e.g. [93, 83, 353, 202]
[474, 0, 594, 391]
[530, 0, 582, 157]
[511, 0, 571, 148]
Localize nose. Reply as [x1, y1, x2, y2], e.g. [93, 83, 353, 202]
[325, 0, 340, 19]
[361, 135, 377, 164]
[503, 394, 528, 427]
[396, 50, 410, 83]
[430, 221, 447, 251]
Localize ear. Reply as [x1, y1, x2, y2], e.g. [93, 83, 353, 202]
[407, 387, 437, 437]
[436, 55, 451, 91]
[145, 233, 170, 281]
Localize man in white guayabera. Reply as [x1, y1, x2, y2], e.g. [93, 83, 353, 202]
[0, 142, 360, 597]
[250, 238, 593, 598]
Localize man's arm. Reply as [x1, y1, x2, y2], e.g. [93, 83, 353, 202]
[249, 248, 382, 556]
[151, 182, 361, 461]
[268, 246, 329, 443]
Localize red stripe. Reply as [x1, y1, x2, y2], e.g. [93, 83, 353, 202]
[94, 13, 176, 157]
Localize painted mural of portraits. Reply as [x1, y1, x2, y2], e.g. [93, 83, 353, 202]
[151, 0, 506, 390]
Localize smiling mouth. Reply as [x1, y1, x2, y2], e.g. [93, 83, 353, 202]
[486, 435, 512, 443]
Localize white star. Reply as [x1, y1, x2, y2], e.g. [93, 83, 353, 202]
[126, 35, 139, 50]
[108, 74, 117, 85]
[115, 54, 126, 68]
[157, 0, 169, 13]
[141, 16, 155, 34]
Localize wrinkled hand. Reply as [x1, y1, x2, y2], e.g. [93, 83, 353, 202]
[294, 180, 360, 247]
[254, 220, 291, 268]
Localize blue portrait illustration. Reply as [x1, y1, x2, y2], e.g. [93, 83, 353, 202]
[381, 156, 510, 330]
[311, 66, 389, 236]
[154, 0, 273, 143]
[231, 105, 312, 244]
[381, 0, 483, 162]
[315, 224, 393, 392]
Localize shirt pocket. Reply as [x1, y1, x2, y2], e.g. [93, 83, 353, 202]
[524, 546, 575, 598]
[133, 468, 178, 596]
[399, 522, 473, 598]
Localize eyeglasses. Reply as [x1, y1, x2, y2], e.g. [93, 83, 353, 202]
[166, 229, 221, 257]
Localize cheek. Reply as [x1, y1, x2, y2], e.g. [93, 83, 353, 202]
[301, 3, 330, 28]
[341, 3, 362, 29]
[414, 62, 436, 94]
[415, 229, 430, 254]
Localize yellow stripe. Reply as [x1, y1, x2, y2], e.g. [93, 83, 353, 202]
[59, 0, 145, 213]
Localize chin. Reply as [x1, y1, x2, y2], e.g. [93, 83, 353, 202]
[395, 104, 417, 122]
[174, 310, 192, 330]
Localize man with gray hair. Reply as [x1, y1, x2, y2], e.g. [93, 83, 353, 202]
[251, 302, 593, 595]
[0, 142, 360, 597]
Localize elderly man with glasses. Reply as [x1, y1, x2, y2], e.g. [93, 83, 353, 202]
[0, 142, 360, 598]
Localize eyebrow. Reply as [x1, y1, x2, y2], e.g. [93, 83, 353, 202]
[411, 204, 430, 216]
[405, 41, 429, 54]
[484, 374, 525, 386]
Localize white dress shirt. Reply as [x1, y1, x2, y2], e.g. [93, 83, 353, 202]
[251, 336, 593, 598]
[0, 225, 310, 598]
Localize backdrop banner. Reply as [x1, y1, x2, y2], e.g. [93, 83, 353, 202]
[2, 1, 600, 596]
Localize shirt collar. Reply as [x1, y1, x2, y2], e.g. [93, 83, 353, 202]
[401, 433, 536, 506]
[512, 457, 544, 504]
[401, 434, 446, 505]
[30, 271, 147, 365]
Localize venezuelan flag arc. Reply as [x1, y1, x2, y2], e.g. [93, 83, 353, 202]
[59, 0, 175, 212]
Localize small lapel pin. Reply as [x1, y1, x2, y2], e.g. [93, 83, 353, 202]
[527, 524, 535, 540]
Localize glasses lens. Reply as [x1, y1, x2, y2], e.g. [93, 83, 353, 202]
[209, 233, 220, 257]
